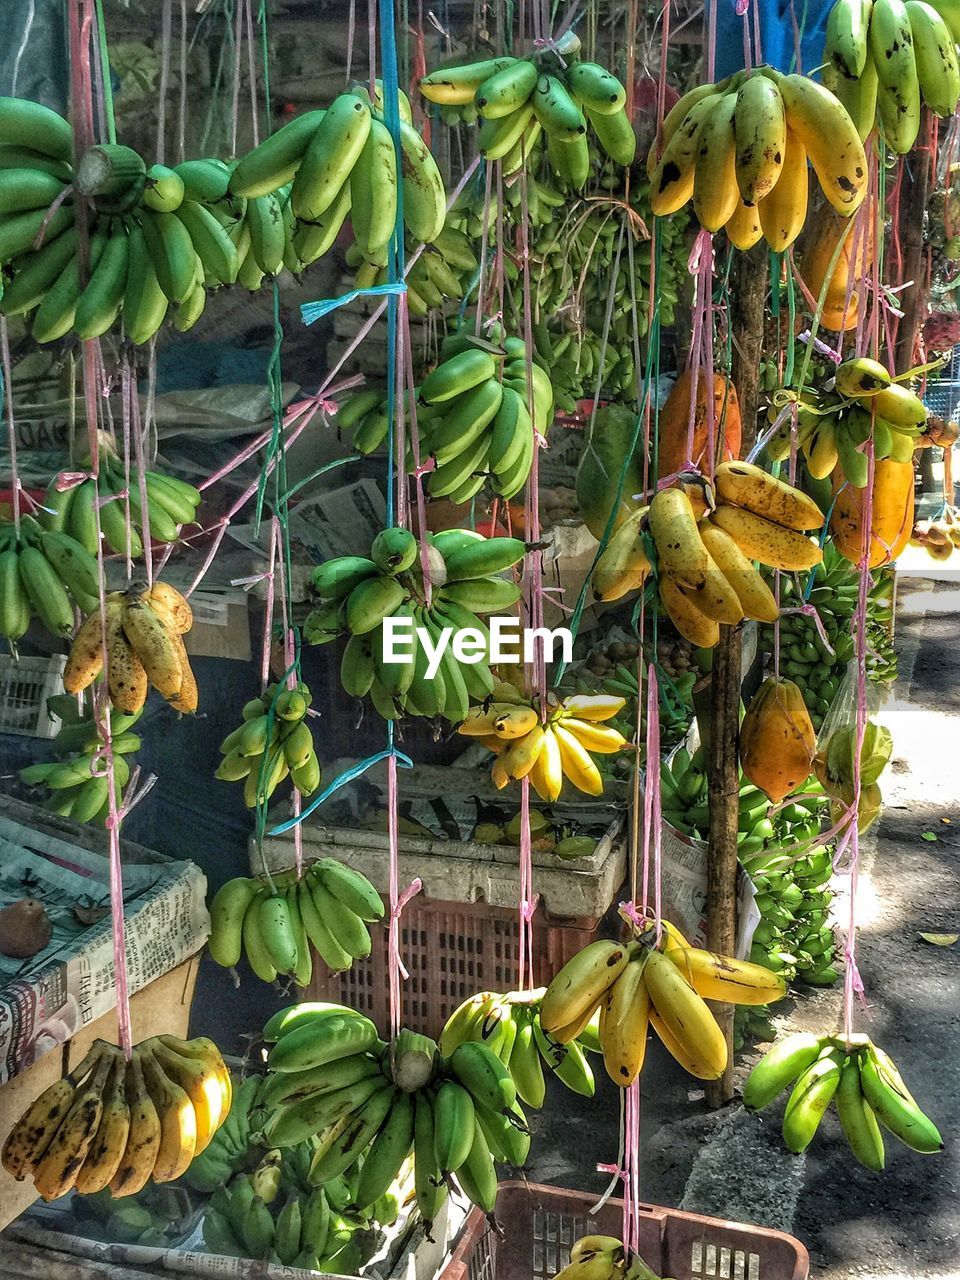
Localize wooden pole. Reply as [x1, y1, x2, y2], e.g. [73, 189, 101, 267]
[703, 244, 766, 1108]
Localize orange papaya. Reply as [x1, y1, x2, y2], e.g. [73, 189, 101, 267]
[739, 677, 816, 803]
[797, 208, 874, 333]
[830, 458, 915, 568]
[657, 370, 741, 480]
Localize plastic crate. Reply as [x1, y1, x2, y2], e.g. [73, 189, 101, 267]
[443, 1183, 809, 1280]
[0, 655, 66, 738]
[307, 898, 601, 1039]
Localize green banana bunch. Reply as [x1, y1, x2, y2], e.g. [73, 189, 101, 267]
[257, 1003, 528, 1228]
[813, 716, 892, 834]
[744, 1031, 942, 1165]
[765, 360, 927, 483]
[304, 526, 528, 723]
[822, 0, 960, 151]
[41, 458, 201, 559]
[230, 81, 445, 274]
[0, 515, 102, 642]
[345, 214, 480, 308]
[182, 1073, 264, 1192]
[419, 41, 636, 179]
[439, 988, 599, 1108]
[216, 682, 322, 806]
[206, 856, 384, 985]
[586, 659, 696, 757]
[18, 695, 142, 825]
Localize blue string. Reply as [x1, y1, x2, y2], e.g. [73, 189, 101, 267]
[267, 747, 414, 835]
[301, 282, 407, 327]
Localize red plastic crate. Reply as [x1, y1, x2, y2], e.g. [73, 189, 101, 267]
[306, 899, 598, 1039]
[443, 1183, 809, 1280]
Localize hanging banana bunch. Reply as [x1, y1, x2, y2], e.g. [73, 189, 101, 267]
[766, 357, 927, 483]
[258, 1006, 530, 1227]
[18, 696, 142, 824]
[305, 527, 528, 723]
[459, 692, 630, 802]
[823, 0, 960, 152]
[42, 457, 201, 558]
[207, 858, 384, 985]
[647, 67, 867, 249]
[63, 581, 198, 714]
[541, 920, 786, 1086]
[2, 1035, 231, 1200]
[439, 988, 599, 1106]
[0, 514, 102, 642]
[419, 39, 636, 181]
[216, 683, 322, 806]
[744, 1030, 942, 1166]
[812, 718, 893, 833]
[230, 82, 445, 279]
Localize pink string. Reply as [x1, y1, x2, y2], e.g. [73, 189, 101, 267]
[779, 603, 835, 656]
[517, 779, 539, 992]
[640, 665, 662, 935]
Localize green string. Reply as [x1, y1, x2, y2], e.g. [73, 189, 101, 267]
[94, 0, 117, 144]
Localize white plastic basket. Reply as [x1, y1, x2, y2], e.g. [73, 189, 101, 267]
[0, 655, 66, 738]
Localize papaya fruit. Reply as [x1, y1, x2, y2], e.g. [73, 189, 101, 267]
[657, 369, 741, 480]
[797, 208, 874, 333]
[830, 458, 914, 568]
[739, 677, 816, 803]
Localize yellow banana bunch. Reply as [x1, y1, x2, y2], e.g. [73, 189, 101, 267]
[648, 66, 867, 248]
[461, 692, 628, 802]
[1, 1034, 230, 1200]
[206, 858, 384, 985]
[542, 921, 785, 1085]
[419, 41, 635, 182]
[216, 682, 321, 806]
[64, 582, 197, 715]
[823, 0, 959, 152]
[744, 1031, 942, 1165]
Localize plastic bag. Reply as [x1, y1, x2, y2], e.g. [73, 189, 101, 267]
[813, 661, 891, 834]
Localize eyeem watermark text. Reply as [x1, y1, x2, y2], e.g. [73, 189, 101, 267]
[382, 615, 572, 678]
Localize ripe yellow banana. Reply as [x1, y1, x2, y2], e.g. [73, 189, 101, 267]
[650, 94, 722, 215]
[660, 936, 787, 1006]
[710, 505, 824, 571]
[551, 722, 604, 795]
[73, 1056, 131, 1195]
[758, 125, 808, 251]
[600, 950, 650, 1086]
[777, 72, 867, 214]
[714, 460, 824, 531]
[110, 1050, 163, 1196]
[1, 1041, 107, 1180]
[658, 574, 720, 648]
[559, 694, 626, 721]
[141, 1047, 199, 1182]
[648, 487, 710, 590]
[122, 598, 184, 701]
[499, 724, 546, 780]
[150, 1040, 223, 1153]
[642, 949, 727, 1079]
[529, 724, 564, 803]
[697, 522, 779, 623]
[34, 1050, 115, 1200]
[725, 197, 764, 249]
[559, 718, 628, 754]
[692, 92, 740, 232]
[541, 940, 631, 1038]
[734, 73, 786, 205]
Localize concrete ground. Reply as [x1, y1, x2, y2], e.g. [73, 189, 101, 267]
[528, 571, 960, 1280]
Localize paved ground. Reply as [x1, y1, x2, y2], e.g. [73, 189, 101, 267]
[529, 572, 960, 1280]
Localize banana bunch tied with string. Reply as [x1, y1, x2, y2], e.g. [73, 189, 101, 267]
[416, 327, 554, 501]
[459, 691, 629, 802]
[2, 1034, 231, 1200]
[230, 81, 445, 278]
[215, 682, 322, 807]
[744, 1030, 942, 1166]
[420, 38, 636, 180]
[439, 988, 598, 1107]
[0, 104, 256, 343]
[765, 357, 927, 482]
[63, 580, 197, 714]
[557, 1236, 677, 1280]
[0, 514, 103, 642]
[642, 466, 825, 649]
[259, 1004, 531, 1228]
[305, 527, 528, 723]
[18, 696, 142, 824]
[42, 455, 201, 558]
[647, 67, 867, 250]
[542, 919, 786, 1086]
[206, 858, 384, 986]
[823, 0, 960, 152]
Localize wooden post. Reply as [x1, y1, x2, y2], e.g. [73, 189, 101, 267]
[702, 243, 766, 1108]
